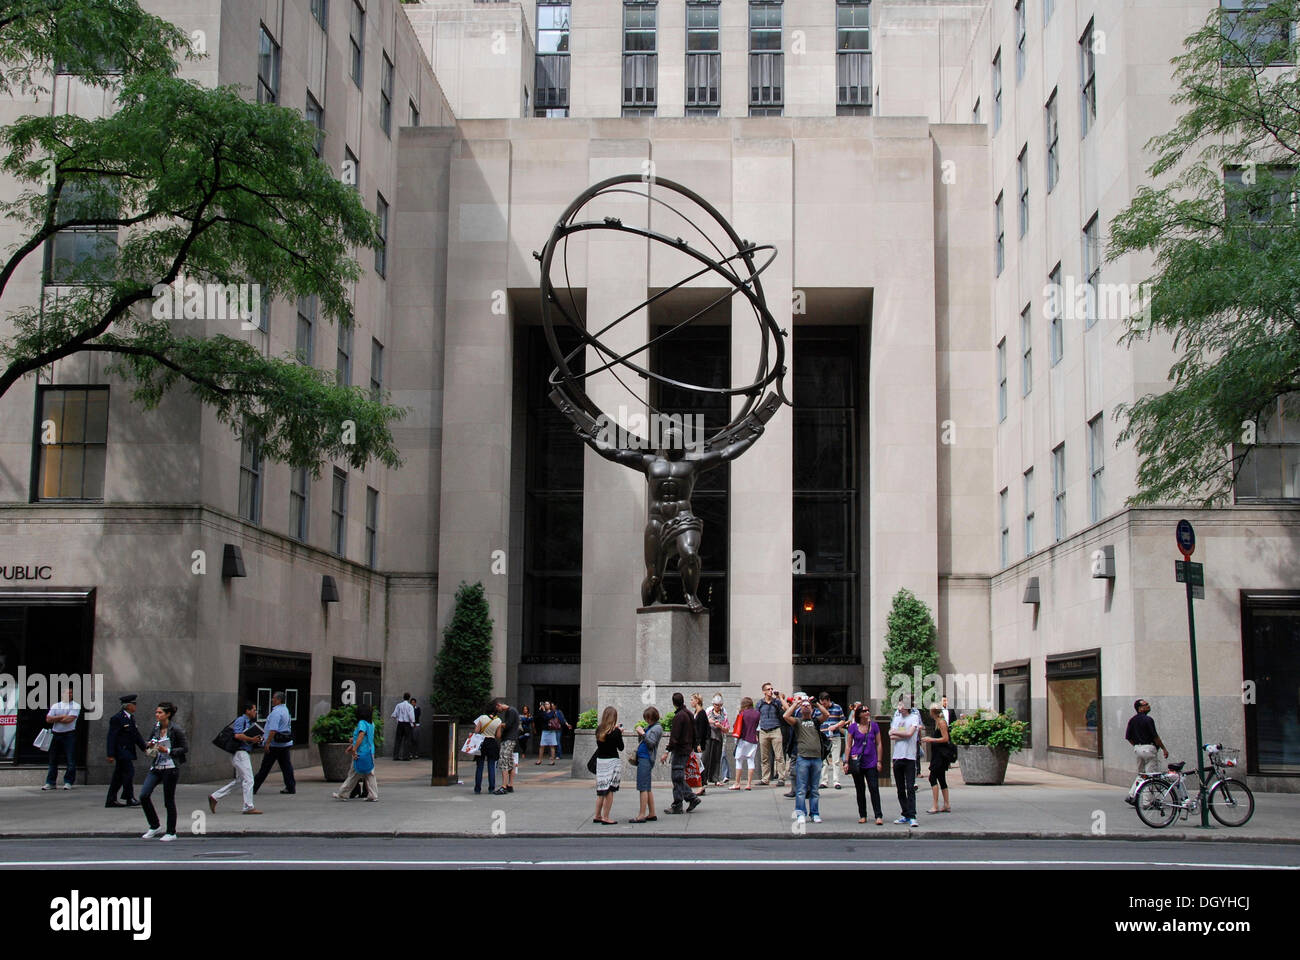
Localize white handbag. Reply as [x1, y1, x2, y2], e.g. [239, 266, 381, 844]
[33, 728, 53, 751]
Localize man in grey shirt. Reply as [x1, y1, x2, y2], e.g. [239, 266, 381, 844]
[496, 699, 520, 795]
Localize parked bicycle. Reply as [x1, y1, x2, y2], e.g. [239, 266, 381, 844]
[1133, 743, 1254, 828]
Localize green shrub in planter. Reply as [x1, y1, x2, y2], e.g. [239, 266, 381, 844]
[312, 704, 385, 751]
[576, 708, 599, 730]
[948, 709, 1026, 753]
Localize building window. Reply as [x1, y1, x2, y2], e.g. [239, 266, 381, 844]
[336, 318, 353, 386]
[1045, 89, 1059, 192]
[344, 146, 359, 192]
[1088, 413, 1104, 522]
[996, 337, 1007, 422]
[256, 284, 270, 334]
[305, 92, 324, 157]
[1043, 0, 1054, 25]
[995, 661, 1032, 746]
[622, 1, 657, 116]
[1023, 467, 1035, 556]
[380, 53, 394, 137]
[1046, 650, 1101, 756]
[289, 467, 310, 542]
[296, 296, 316, 365]
[536, 1, 571, 116]
[1015, 0, 1026, 82]
[349, 0, 365, 88]
[994, 191, 1005, 276]
[375, 192, 388, 278]
[686, 1, 720, 114]
[1017, 144, 1030, 237]
[998, 487, 1009, 568]
[331, 468, 348, 556]
[1225, 164, 1298, 252]
[972, 97, 980, 123]
[1082, 213, 1100, 328]
[1233, 397, 1300, 501]
[409, 98, 420, 126]
[992, 49, 1002, 132]
[1221, 0, 1294, 66]
[1048, 262, 1063, 364]
[836, 0, 872, 115]
[1020, 302, 1032, 396]
[44, 179, 118, 285]
[1242, 592, 1300, 774]
[793, 327, 861, 664]
[523, 326, 583, 661]
[33, 386, 108, 501]
[749, 1, 783, 116]
[365, 486, 379, 568]
[239, 429, 263, 523]
[1052, 443, 1066, 541]
[1079, 18, 1096, 137]
[369, 338, 384, 399]
[311, 0, 329, 31]
[257, 24, 280, 105]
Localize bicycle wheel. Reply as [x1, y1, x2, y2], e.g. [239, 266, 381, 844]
[1135, 777, 1179, 828]
[1207, 777, 1255, 827]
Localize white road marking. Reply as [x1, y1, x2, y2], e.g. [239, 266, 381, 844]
[0, 857, 1293, 869]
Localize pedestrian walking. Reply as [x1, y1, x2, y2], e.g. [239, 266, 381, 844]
[592, 707, 624, 824]
[332, 704, 379, 802]
[252, 692, 296, 795]
[729, 697, 760, 791]
[630, 706, 662, 822]
[922, 704, 954, 814]
[536, 701, 559, 765]
[496, 698, 520, 794]
[662, 692, 701, 814]
[105, 694, 146, 807]
[889, 695, 922, 826]
[817, 692, 846, 789]
[756, 683, 786, 786]
[783, 695, 829, 824]
[473, 704, 502, 794]
[842, 705, 884, 824]
[704, 695, 728, 786]
[1124, 697, 1168, 804]
[391, 693, 416, 761]
[518, 705, 533, 759]
[139, 702, 187, 841]
[42, 685, 80, 790]
[208, 702, 263, 815]
[689, 693, 709, 794]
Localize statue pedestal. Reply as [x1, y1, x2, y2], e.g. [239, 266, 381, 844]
[635, 604, 708, 681]
[581, 605, 743, 781]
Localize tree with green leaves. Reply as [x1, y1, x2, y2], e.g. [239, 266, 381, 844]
[431, 581, 495, 723]
[881, 587, 939, 707]
[0, 0, 404, 473]
[1109, 0, 1300, 505]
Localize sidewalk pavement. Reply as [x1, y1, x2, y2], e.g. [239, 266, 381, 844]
[2, 759, 1297, 843]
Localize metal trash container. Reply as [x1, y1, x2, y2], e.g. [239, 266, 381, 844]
[429, 714, 457, 786]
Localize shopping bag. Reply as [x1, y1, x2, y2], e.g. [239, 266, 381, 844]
[685, 752, 703, 790]
[33, 728, 53, 752]
[461, 732, 484, 756]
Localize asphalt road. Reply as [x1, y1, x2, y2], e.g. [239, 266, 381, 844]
[2, 836, 1297, 869]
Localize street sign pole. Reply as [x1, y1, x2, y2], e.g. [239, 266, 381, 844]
[1176, 518, 1210, 828]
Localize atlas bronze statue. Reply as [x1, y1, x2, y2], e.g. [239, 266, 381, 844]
[537, 175, 788, 613]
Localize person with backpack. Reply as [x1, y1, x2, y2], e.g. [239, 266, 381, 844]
[783, 695, 829, 824]
[332, 704, 379, 802]
[922, 704, 955, 814]
[473, 703, 503, 794]
[139, 701, 188, 841]
[208, 701, 263, 815]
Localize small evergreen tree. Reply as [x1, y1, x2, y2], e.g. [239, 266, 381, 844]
[881, 588, 939, 707]
[430, 581, 494, 722]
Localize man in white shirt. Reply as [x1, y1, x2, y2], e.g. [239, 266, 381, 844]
[391, 694, 416, 760]
[889, 695, 921, 826]
[43, 685, 81, 790]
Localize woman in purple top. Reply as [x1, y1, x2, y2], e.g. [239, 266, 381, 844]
[841, 705, 885, 824]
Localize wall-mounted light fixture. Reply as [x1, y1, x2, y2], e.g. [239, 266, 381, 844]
[221, 544, 246, 579]
[321, 575, 340, 603]
[1022, 576, 1040, 605]
[1090, 545, 1115, 579]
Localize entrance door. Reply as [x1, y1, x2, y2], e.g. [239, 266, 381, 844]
[1243, 592, 1300, 775]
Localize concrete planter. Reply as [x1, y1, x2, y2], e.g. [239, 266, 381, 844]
[571, 728, 597, 780]
[956, 744, 1010, 784]
[317, 742, 352, 782]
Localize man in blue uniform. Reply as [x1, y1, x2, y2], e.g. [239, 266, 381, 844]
[105, 694, 146, 807]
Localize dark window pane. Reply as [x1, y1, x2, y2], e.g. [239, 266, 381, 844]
[792, 410, 854, 490]
[793, 578, 853, 657]
[793, 495, 852, 572]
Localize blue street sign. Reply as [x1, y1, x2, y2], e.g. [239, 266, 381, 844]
[1176, 518, 1195, 557]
